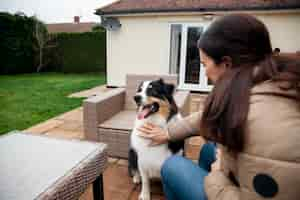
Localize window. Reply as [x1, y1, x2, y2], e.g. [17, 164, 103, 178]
[169, 23, 213, 91]
[169, 24, 182, 74]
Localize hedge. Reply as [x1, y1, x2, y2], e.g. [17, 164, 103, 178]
[0, 12, 107, 74]
[50, 31, 106, 73]
[0, 12, 45, 74]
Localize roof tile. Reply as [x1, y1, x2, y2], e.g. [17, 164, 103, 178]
[97, 0, 300, 15]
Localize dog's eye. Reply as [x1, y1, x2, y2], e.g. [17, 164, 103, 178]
[137, 87, 142, 92]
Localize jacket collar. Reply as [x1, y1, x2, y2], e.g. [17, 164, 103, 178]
[251, 80, 299, 100]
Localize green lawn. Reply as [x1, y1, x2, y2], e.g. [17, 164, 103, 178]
[0, 72, 106, 135]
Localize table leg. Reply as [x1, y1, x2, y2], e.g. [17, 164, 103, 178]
[93, 174, 104, 200]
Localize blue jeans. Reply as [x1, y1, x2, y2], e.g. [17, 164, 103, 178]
[161, 142, 216, 200]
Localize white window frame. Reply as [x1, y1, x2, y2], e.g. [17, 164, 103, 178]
[169, 22, 213, 92]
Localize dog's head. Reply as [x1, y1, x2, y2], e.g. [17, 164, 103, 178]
[133, 78, 178, 120]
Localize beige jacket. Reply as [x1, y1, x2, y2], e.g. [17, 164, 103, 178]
[168, 81, 300, 200]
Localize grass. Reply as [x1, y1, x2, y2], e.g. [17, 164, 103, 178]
[0, 72, 106, 135]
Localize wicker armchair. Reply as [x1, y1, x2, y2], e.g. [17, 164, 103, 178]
[83, 74, 190, 159]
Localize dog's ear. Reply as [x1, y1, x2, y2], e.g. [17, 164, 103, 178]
[158, 78, 164, 85]
[137, 81, 144, 92]
[164, 83, 175, 95]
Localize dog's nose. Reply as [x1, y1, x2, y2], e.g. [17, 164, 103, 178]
[134, 95, 142, 104]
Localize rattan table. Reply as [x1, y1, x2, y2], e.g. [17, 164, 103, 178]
[0, 131, 108, 200]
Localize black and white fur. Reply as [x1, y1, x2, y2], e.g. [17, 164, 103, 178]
[128, 79, 184, 200]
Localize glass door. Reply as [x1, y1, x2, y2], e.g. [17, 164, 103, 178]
[174, 23, 212, 91]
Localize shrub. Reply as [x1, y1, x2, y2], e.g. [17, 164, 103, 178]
[50, 32, 106, 73]
[0, 12, 106, 74]
[0, 12, 47, 74]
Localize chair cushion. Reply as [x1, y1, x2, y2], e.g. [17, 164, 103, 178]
[98, 110, 136, 131]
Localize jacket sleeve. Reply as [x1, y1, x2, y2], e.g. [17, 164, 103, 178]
[167, 111, 202, 141]
[204, 170, 240, 200]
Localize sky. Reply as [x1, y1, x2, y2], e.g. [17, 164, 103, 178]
[0, 0, 118, 23]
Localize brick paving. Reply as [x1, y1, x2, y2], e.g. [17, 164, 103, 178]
[24, 85, 207, 200]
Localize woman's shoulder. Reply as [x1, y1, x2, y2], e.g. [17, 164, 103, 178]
[245, 80, 300, 162]
[251, 80, 298, 98]
[248, 80, 300, 133]
[249, 80, 299, 109]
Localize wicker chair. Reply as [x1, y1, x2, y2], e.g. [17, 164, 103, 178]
[83, 74, 190, 159]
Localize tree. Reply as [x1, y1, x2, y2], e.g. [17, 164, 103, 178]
[0, 12, 36, 74]
[31, 16, 51, 72]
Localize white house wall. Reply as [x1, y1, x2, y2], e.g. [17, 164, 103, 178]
[257, 12, 300, 53]
[106, 12, 300, 87]
[107, 16, 177, 87]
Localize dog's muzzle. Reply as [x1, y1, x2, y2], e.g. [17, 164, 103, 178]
[134, 95, 142, 106]
[137, 102, 159, 120]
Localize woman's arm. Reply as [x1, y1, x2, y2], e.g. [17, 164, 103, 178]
[137, 111, 203, 145]
[167, 111, 203, 141]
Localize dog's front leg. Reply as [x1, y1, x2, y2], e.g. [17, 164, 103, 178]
[139, 167, 151, 200]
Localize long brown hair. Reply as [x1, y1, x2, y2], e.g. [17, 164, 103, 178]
[197, 14, 300, 152]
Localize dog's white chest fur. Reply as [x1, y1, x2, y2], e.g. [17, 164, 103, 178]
[131, 114, 180, 178]
[129, 79, 183, 200]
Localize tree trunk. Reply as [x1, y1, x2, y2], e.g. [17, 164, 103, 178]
[37, 48, 43, 73]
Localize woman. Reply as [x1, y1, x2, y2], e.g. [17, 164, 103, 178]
[138, 14, 300, 200]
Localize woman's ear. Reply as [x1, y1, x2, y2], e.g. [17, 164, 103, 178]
[221, 56, 233, 69]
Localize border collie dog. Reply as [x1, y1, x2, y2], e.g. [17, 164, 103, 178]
[128, 79, 184, 200]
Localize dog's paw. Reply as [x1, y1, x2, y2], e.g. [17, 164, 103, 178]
[133, 174, 141, 184]
[139, 193, 150, 200]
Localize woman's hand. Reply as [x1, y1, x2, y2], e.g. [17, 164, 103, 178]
[137, 123, 169, 146]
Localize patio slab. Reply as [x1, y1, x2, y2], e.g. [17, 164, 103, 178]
[104, 163, 137, 200]
[54, 108, 83, 122]
[24, 119, 64, 134]
[56, 120, 83, 132]
[129, 181, 165, 200]
[45, 129, 84, 140]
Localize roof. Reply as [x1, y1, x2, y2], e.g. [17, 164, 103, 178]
[47, 22, 96, 33]
[96, 0, 300, 15]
